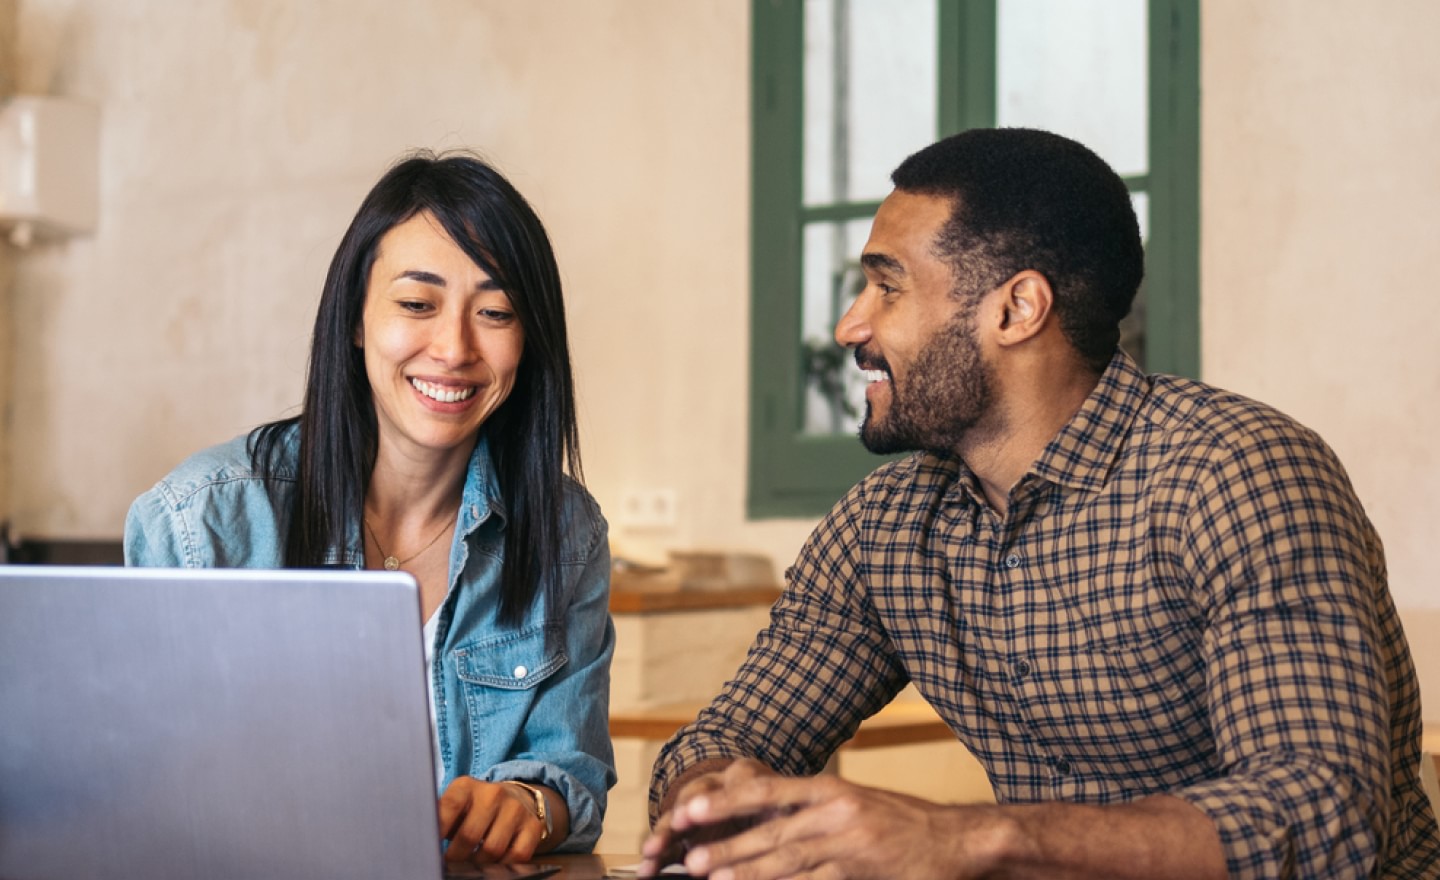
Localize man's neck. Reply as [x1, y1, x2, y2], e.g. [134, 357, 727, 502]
[960, 364, 1103, 517]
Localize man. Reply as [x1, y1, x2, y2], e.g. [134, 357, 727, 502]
[640, 129, 1440, 879]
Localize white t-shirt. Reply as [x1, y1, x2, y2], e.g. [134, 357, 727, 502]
[422, 608, 443, 789]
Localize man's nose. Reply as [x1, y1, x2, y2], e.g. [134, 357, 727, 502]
[834, 288, 873, 349]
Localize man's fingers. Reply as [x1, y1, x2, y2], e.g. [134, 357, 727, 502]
[677, 769, 820, 829]
[679, 778, 880, 879]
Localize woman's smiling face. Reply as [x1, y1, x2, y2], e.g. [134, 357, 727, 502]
[358, 210, 524, 459]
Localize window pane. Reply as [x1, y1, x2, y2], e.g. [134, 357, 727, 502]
[996, 0, 1147, 177]
[1118, 190, 1150, 368]
[800, 217, 874, 435]
[804, 0, 938, 206]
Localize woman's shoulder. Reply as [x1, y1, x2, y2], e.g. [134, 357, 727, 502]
[557, 476, 607, 559]
[126, 428, 296, 568]
[146, 427, 296, 509]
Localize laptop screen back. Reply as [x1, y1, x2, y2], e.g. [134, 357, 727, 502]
[0, 565, 442, 880]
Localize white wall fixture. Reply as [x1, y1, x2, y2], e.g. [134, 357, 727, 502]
[0, 96, 100, 247]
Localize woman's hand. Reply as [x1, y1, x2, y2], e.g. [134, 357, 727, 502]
[438, 776, 550, 865]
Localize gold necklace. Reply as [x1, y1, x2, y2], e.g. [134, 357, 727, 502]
[363, 515, 453, 571]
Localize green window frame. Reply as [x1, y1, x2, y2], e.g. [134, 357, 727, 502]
[748, 0, 1199, 518]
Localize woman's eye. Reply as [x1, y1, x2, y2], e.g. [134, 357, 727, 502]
[479, 309, 514, 322]
[398, 300, 430, 313]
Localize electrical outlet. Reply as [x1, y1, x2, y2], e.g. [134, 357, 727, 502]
[619, 488, 678, 529]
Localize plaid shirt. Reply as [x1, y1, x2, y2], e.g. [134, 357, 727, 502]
[651, 352, 1439, 878]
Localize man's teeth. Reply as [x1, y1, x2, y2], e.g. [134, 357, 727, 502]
[411, 378, 477, 403]
[862, 370, 887, 383]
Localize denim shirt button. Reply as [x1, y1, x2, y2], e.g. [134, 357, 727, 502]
[513, 665, 528, 679]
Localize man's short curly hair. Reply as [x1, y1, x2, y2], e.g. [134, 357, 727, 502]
[891, 128, 1144, 373]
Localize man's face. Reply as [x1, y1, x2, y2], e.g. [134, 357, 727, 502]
[835, 190, 997, 456]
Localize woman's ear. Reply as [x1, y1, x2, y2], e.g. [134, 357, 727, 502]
[996, 270, 1053, 347]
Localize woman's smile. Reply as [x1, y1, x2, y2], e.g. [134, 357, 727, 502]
[410, 376, 479, 405]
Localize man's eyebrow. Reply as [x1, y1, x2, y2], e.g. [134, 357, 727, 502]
[860, 252, 905, 275]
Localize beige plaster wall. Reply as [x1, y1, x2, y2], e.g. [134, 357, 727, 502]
[0, 0, 17, 533]
[1201, 0, 1440, 606]
[15, 2, 1435, 605]
[5, 0, 816, 568]
[1199, 1, 1440, 691]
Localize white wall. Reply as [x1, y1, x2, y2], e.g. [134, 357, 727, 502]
[3, 0, 1436, 713]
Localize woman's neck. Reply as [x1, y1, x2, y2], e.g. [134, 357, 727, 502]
[365, 437, 474, 525]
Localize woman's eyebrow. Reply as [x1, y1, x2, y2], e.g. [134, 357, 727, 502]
[393, 269, 502, 292]
[395, 269, 446, 286]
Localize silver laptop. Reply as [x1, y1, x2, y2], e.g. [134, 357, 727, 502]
[0, 566, 558, 880]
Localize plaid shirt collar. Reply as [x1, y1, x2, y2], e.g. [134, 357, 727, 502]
[1029, 349, 1150, 493]
[920, 349, 1150, 508]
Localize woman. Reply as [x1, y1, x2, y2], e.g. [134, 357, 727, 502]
[124, 152, 615, 865]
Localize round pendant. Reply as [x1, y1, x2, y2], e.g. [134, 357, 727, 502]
[384, 556, 400, 571]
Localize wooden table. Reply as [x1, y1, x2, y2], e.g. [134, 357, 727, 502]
[526, 853, 634, 878]
[610, 699, 953, 750]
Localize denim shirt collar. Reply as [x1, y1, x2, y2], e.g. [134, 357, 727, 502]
[458, 432, 507, 537]
[329, 431, 507, 568]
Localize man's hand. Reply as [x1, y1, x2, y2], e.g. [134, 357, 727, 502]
[438, 776, 548, 865]
[640, 760, 748, 875]
[640, 758, 1002, 880]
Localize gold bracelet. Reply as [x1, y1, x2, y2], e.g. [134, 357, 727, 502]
[502, 780, 552, 844]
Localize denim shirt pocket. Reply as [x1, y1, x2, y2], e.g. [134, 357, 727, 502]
[453, 624, 569, 724]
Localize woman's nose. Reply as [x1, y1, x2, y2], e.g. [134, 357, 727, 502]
[430, 310, 478, 364]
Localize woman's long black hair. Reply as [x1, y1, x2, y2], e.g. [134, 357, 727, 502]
[249, 151, 582, 626]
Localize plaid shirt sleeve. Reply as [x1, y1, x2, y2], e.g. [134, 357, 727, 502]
[1165, 409, 1397, 878]
[647, 477, 909, 825]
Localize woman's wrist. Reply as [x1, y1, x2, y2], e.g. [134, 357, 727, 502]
[500, 780, 555, 846]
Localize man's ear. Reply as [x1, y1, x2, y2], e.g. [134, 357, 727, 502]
[995, 270, 1054, 347]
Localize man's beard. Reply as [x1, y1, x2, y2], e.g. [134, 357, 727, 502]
[859, 314, 994, 456]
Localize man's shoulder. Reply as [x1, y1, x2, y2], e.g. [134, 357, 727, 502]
[850, 452, 958, 499]
[822, 453, 965, 531]
[1126, 374, 1365, 512]
[1141, 373, 1329, 457]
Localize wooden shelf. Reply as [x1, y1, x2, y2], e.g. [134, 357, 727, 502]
[609, 585, 782, 614]
[610, 699, 953, 751]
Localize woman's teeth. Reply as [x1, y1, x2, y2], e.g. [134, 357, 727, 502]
[411, 378, 477, 403]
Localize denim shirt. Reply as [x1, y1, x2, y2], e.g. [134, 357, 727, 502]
[123, 427, 617, 852]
